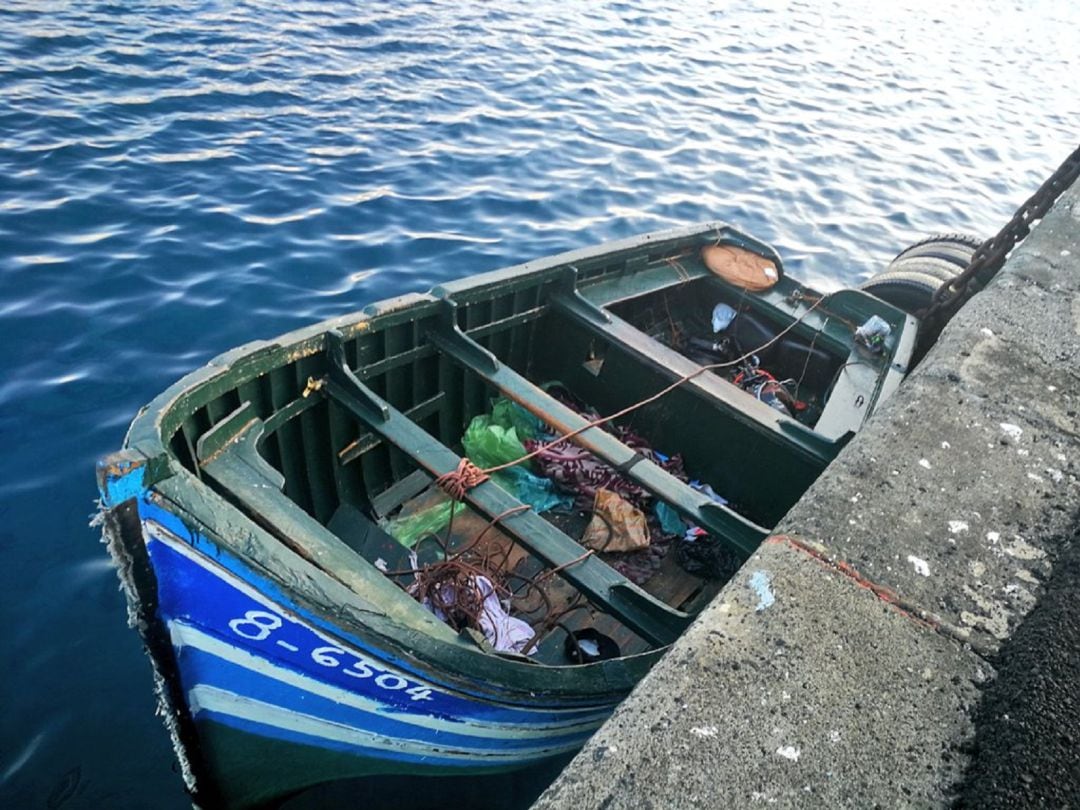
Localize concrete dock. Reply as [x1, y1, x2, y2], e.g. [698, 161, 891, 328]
[534, 179, 1080, 808]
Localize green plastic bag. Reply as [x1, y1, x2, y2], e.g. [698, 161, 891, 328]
[460, 411, 569, 514]
[462, 415, 528, 470]
[385, 500, 464, 549]
[490, 397, 542, 441]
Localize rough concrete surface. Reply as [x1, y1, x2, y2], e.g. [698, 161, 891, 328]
[536, 540, 988, 809]
[783, 330, 1078, 654]
[534, 180, 1080, 809]
[959, 517, 1080, 809]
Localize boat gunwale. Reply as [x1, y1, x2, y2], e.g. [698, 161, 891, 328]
[125, 220, 726, 457]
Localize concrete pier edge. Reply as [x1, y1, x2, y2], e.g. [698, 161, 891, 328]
[533, 179, 1080, 808]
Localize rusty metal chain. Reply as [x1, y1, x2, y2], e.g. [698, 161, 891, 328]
[916, 143, 1080, 345]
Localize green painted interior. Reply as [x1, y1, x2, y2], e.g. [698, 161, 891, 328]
[148, 228, 906, 664]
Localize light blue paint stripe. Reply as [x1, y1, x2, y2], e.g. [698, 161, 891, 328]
[193, 707, 561, 772]
[177, 645, 598, 754]
[97, 459, 146, 506]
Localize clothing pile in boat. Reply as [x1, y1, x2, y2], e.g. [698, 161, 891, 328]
[411, 573, 533, 654]
[524, 387, 688, 508]
[470, 389, 742, 585]
[519, 387, 731, 585]
[392, 392, 738, 648]
[675, 527, 742, 582]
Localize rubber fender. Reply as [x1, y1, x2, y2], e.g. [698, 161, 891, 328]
[858, 270, 944, 314]
[891, 233, 982, 268]
[883, 255, 961, 284]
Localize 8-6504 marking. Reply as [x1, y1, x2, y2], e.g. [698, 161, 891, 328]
[228, 609, 434, 702]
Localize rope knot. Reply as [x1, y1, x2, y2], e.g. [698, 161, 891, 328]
[435, 459, 490, 501]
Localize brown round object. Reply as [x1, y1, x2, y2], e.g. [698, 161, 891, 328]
[701, 244, 780, 291]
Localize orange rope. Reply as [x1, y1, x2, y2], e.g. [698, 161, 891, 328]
[435, 458, 490, 500]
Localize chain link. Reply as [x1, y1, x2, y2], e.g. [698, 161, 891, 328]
[916, 143, 1080, 347]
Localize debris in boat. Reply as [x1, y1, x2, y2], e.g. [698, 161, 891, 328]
[711, 302, 737, 332]
[577, 638, 600, 657]
[674, 531, 742, 581]
[854, 314, 892, 354]
[411, 569, 533, 653]
[655, 500, 686, 535]
[690, 480, 728, 506]
[564, 628, 619, 664]
[385, 498, 465, 548]
[684, 334, 742, 365]
[385, 381, 735, 634]
[527, 387, 688, 506]
[529, 438, 651, 505]
[491, 396, 544, 441]
[581, 489, 650, 553]
[733, 364, 800, 417]
[473, 576, 534, 653]
[462, 403, 567, 513]
[653, 310, 822, 426]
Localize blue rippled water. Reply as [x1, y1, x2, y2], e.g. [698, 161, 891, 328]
[1, 1, 1077, 806]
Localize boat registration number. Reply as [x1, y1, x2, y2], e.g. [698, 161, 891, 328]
[228, 609, 434, 702]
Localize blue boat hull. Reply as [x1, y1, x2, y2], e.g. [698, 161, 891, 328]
[109, 495, 621, 807]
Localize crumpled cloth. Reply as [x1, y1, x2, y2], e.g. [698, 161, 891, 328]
[422, 575, 533, 654]
[582, 488, 650, 552]
[525, 438, 651, 505]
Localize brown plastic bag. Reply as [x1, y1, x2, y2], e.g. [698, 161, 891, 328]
[581, 488, 650, 552]
[701, 244, 780, 291]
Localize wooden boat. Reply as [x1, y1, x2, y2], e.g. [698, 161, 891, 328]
[97, 222, 918, 808]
